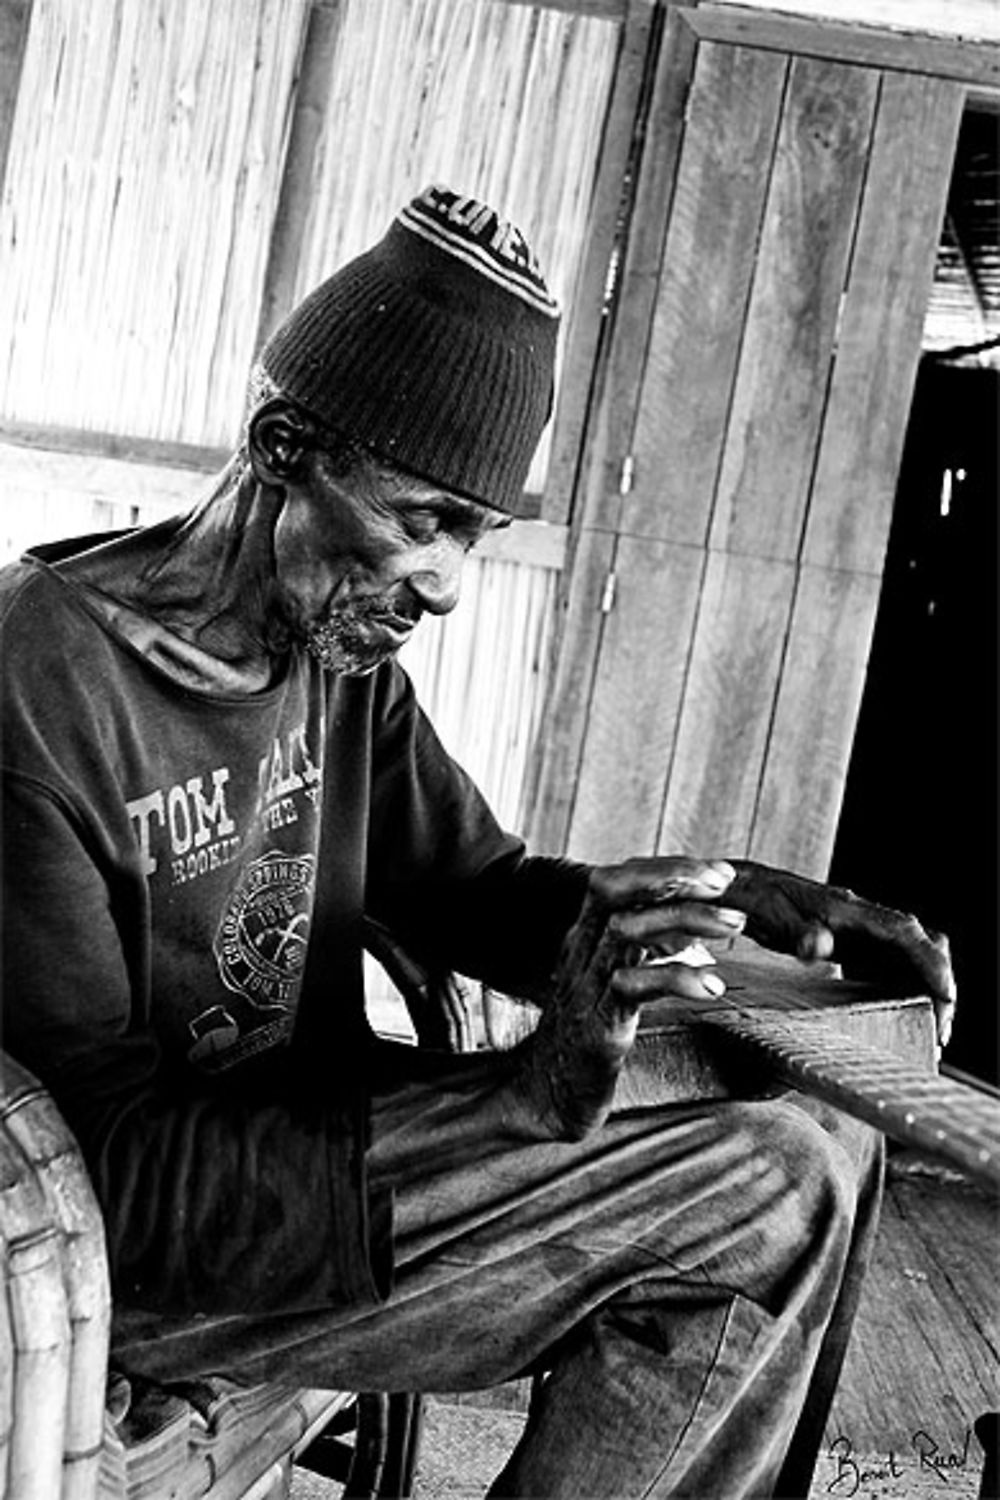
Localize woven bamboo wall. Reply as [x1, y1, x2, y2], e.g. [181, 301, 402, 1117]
[400, 554, 560, 829]
[0, 0, 618, 831]
[0, 0, 305, 447]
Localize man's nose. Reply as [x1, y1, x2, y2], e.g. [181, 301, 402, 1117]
[406, 539, 465, 616]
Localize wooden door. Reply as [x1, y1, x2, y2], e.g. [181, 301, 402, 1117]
[528, 4, 984, 877]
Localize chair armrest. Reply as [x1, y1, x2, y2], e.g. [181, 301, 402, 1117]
[0, 1052, 111, 1500]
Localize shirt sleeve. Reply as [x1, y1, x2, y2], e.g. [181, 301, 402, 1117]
[365, 664, 590, 998]
[1, 772, 380, 1318]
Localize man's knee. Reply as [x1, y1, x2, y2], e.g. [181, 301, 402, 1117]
[714, 1097, 860, 1293]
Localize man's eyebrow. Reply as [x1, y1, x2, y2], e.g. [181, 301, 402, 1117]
[405, 492, 508, 530]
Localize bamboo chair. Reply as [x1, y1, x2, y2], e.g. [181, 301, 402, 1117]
[0, 926, 467, 1500]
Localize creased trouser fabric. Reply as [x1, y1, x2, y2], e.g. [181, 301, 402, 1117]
[113, 1045, 883, 1499]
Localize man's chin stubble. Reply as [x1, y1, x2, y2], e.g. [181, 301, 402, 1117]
[302, 620, 395, 676]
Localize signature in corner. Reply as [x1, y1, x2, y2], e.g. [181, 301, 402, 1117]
[825, 1434, 902, 1495]
[912, 1426, 973, 1477]
[825, 1428, 974, 1495]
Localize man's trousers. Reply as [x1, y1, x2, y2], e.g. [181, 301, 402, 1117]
[113, 1044, 883, 1499]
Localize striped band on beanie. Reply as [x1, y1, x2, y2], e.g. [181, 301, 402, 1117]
[256, 184, 560, 515]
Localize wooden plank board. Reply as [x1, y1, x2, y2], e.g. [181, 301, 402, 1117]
[626, 40, 786, 548]
[803, 72, 965, 573]
[565, 535, 705, 861]
[620, 980, 936, 1112]
[500, 0, 626, 17]
[657, 549, 796, 857]
[541, 0, 651, 526]
[748, 564, 881, 878]
[818, 1173, 1000, 1499]
[0, 418, 231, 474]
[690, 3, 1000, 88]
[0, 435, 567, 569]
[709, 55, 878, 560]
[575, 4, 700, 535]
[253, 2, 344, 354]
[525, 527, 617, 853]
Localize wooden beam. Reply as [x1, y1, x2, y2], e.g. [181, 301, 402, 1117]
[689, 3, 1000, 88]
[254, 2, 344, 353]
[575, 3, 700, 537]
[0, 420, 230, 474]
[541, 0, 657, 526]
[480, 521, 568, 570]
[490, 0, 626, 17]
[0, 0, 31, 198]
[0, 421, 566, 569]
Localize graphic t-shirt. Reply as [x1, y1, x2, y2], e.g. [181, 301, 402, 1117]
[0, 538, 587, 1321]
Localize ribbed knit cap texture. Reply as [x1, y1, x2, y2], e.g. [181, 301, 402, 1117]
[258, 184, 560, 514]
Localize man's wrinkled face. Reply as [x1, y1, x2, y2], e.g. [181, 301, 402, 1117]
[271, 447, 507, 676]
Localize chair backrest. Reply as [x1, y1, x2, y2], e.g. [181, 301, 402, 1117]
[0, 937, 478, 1498]
[0, 1051, 111, 1500]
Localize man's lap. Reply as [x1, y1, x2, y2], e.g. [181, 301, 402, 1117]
[111, 1043, 880, 1390]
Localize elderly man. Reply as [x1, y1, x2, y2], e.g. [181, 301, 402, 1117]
[0, 186, 953, 1498]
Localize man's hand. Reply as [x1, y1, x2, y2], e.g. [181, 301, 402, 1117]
[723, 860, 956, 1048]
[511, 856, 745, 1141]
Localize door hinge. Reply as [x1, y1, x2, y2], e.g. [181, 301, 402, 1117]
[833, 289, 848, 351]
[600, 570, 617, 615]
[619, 454, 635, 496]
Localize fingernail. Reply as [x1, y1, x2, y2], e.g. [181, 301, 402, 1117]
[702, 862, 735, 892]
[715, 907, 746, 930]
[703, 971, 726, 997]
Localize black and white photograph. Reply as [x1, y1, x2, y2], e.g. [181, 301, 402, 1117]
[0, 1, 996, 1496]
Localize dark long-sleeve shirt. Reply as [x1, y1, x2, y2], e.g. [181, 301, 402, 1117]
[0, 542, 588, 1320]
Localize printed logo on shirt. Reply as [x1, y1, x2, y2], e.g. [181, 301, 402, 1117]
[213, 849, 315, 1009]
[127, 767, 240, 883]
[124, 722, 323, 887]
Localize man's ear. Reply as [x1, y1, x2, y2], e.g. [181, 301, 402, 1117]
[248, 399, 318, 483]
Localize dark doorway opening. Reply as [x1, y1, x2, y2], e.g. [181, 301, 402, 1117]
[830, 358, 998, 1086]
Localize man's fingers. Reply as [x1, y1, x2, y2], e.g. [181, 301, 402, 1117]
[609, 902, 746, 947]
[796, 923, 835, 963]
[588, 857, 735, 912]
[612, 958, 726, 1003]
[936, 998, 956, 1050]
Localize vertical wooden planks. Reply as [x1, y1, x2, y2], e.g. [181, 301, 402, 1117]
[542, 0, 658, 526]
[709, 56, 878, 559]
[626, 40, 786, 547]
[574, 3, 701, 537]
[749, 565, 881, 873]
[802, 73, 966, 576]
[546, 21, 965, 877]
[566, 537, 705, 861]
[750, 70, 965, 877]
[657, 551, 797, 856]
[525, 527, 617, 852]
[526, 5, 700, 854]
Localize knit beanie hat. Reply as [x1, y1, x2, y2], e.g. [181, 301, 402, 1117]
[257, 184, 561, 515]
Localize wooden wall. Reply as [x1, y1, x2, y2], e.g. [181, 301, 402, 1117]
[526, 5, 997, 878]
